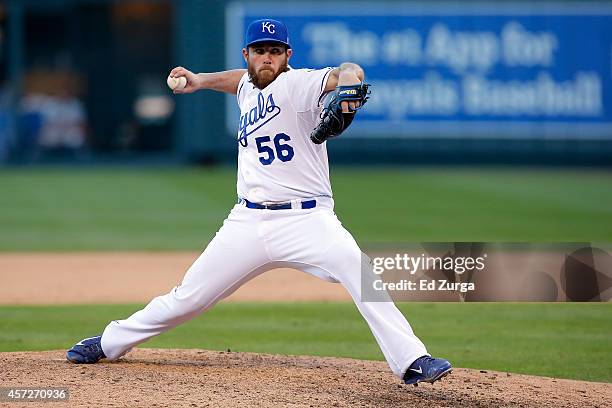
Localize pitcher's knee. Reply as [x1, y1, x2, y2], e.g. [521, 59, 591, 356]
[153, 287, 216, 322]
[146, 289, 207, 324]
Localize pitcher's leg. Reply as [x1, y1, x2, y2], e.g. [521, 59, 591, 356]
[101, 207, 269, 360]
[286, 211, 428, 379]
[303, 243, 428, 378]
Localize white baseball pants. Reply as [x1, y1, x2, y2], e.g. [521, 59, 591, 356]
[101, 198, 428, 378]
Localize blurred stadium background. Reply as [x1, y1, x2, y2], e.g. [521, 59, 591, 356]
[0, 0, 611, 165]
[1, 0, 611, 247]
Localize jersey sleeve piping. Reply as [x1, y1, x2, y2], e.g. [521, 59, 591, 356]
[316, 67, 335, 107]
[236, 72, 249, 104]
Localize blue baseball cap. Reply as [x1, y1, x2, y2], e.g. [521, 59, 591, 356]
[245, 19, 291, 49]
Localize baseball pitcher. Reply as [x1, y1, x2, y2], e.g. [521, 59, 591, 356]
[67, 19, 452, 386]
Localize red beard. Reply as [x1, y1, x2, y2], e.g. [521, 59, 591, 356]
[248, 60, 289, 89]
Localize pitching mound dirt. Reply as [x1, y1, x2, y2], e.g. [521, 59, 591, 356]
[1, 349, 610, 407]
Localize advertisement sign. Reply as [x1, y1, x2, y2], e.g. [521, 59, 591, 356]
[226, 2, 612, 139]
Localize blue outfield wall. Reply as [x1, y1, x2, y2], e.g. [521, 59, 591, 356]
[203, 1, 612, 164]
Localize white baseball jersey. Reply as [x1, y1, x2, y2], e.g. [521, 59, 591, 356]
[99, 65, 431, 381]
[235, 67, 334, 203]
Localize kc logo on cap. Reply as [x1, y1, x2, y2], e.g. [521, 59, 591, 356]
[261, 21, 275, 34]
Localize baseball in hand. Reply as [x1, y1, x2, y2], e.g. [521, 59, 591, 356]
[167, 75, 187, 90]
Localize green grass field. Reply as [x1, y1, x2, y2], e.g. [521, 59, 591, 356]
[0, 166, 611, 250]
[0, 303, 610, 382]
[1, 167, 610, 383]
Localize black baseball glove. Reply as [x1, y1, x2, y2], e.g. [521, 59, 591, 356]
[310, 82, 371, 144]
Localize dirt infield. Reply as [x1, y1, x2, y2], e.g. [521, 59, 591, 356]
[2, 253, 611, 406]
[1, 349, 610, 408]
[0, 252, 350, 304]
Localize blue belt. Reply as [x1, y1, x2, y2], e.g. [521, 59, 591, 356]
[239, 198, 316, 210]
